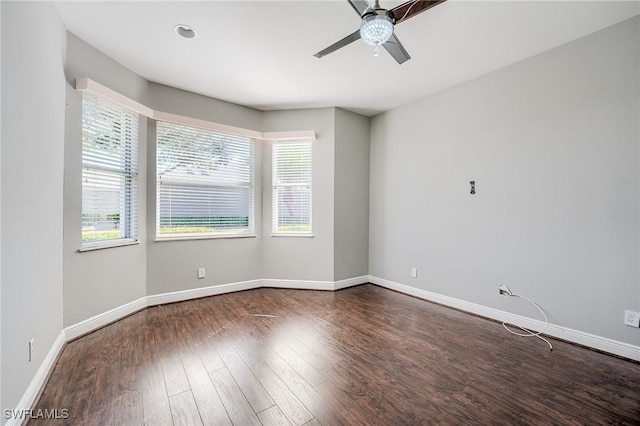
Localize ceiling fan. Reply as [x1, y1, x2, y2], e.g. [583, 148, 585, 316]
[314, 0, 446, 64]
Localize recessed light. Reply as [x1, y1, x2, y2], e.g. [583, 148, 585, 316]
[174, 24, 196, 39]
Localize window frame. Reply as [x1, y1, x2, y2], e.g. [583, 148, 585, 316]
[79, 93, 140, 252]
[155, 120, 256, 241]
[271, 139, 313, 237]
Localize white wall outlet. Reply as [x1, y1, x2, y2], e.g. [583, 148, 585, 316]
[198, 267, 206, 279]
[410, 268, 418, 278]
[624, 310, 640, 327]
[28, 338, 35, 362]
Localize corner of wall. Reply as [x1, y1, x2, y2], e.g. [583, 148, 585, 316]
[333, 108, 371, 281]
[1, 0, 67, 416]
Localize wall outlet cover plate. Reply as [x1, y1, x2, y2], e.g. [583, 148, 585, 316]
[624, 310, 640, 327]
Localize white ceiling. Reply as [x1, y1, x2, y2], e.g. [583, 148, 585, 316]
[55, 1, 640, 117]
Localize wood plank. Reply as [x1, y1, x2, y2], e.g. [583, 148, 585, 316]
[250, 343, 343, 426]
[62, 363, 97, 425]
[208, 368, 262, 426]
[180, 349, 232, 426]
[141, 361, 173, 426]
[160, 352, 190, 396]
[257, 405, 293, 426]
[237, 345, 314, 426]
[140, 325, 173, 426]
[168, 391, 203, 426]
[198, 339, 226, 372]
[314, 381, 377, 425]
[114, 320, 143, 425]
[268, 339, 326, 387]
[84, 321, 123, 425]
[26, 343, 88, 425]
[216, 343, 275, 413]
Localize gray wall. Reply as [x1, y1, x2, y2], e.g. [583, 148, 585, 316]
[369, 17, 640, 345]
[1, 1, 66, 414]
[1, 1, 3, 410]
[63, 33, 148, 326]
[334, 108, 370, 281]
[262, 108, 336, 282]
[149, 82, 262, 131]
[146, 83, 264, 295]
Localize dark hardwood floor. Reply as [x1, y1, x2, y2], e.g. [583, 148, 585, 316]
[30, 284, 640, 425]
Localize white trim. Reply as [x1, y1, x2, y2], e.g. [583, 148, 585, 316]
[7, 333, 65, 426]
[75, 77, 153, 117]
[77, 239, 140, 252]
[262, 279, 334, 291]
[146, 279, 263, 306]
[64, 297, 148, 341]
[334, 275, 369, 290]
[262, 130, 317, 141]
[74, 78, 315, 141]
[262, 276, 368, 291]
[368, 275, 640, 361]
[270, 233, 314, 238]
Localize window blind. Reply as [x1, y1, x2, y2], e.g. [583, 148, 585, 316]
[156, 121, 254, 238]
[272, 140, 312, 234]
[82, 93, 139, 246]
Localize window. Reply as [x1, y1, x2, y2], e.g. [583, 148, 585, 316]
[156, 121, 254, 238]
[81, 93, 139, 248]
[272, 140, 312, 235]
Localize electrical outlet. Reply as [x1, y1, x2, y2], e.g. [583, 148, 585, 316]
[624, 310, 640, 327]
[28, 338, 35, 362]
[198, 267, 206, 279]
[410, 268, 418, 278]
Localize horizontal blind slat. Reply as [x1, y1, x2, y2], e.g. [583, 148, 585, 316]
[272, 140, 312, 233]
[156, 121, 254, 237]
[82, 93, 139, 246]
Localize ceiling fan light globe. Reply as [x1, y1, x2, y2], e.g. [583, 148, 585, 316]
[360, 14, 394, 46]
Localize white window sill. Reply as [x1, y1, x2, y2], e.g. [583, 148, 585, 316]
[270, 233, 314, 238]
[78, 239, 140, 252]
[155, 234, 257, 242]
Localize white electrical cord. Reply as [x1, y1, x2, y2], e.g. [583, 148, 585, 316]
[501, 287, 553, 351]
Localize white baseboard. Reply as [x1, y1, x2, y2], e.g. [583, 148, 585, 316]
[6, 333, 65, 426]
[64, 296, 147, 341]
[146, 279, 263, 306]
[262, 275, 369, 291]
[334, 275, 369, 290]
[368, 275, 640, 361]
[262, 278, 335, 291]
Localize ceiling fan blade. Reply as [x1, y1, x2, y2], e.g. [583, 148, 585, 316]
[383, 33, 411, 64]
[348, 0, 372, 17]
[314, 29, 362, 58]
[391, 0, 447, 25]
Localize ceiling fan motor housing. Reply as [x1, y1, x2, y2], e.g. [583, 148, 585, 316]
[362, 6, 396, 22]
